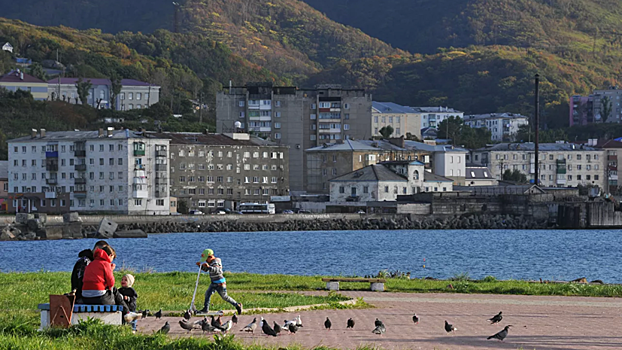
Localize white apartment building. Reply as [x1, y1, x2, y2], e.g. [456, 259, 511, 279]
[8, 128, 170, 214]
[417, 107, 464, 129]
[470, 143, 606, 188]
[463, 113, 529, 142]
[402, 141, 468, 183]
[372, 102, 421, 140]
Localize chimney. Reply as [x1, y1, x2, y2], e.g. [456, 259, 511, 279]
[31, 129, 37, 138]
[107, 127, 114, 137]
[98, 128, 104, 137]
[40, 128, 46, 138]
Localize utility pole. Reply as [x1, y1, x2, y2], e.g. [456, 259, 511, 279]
[534, 74, 540, 186]
[172, 2, 181, 33]
[199, 92, 203, 124]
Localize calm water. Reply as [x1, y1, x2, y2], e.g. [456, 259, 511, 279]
[1, 230, 621, 282]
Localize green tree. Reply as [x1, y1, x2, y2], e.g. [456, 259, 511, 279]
[601, 96, 613, 122]
[379, 125, 394, 139]
[437, 116, 462, 141]
[109, 74, 122, 111]
[75, 78, 92, 106]
[28, 62, 47, 81]
[177, 199, 189, 214]
[503, 169, 528, 183]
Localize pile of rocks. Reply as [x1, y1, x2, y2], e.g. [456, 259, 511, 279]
[0, 213, 83, 241]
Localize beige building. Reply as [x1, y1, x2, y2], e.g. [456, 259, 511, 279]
[470, 143, 606, 188]
[305, 139, 429, 194]
[0, 70, 48, 100]
[372, 102, 421, 140]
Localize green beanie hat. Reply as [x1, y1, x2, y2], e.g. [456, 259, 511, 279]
[200, 249, 214, 262]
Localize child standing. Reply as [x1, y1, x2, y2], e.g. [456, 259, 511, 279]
[195, 249, 242, 315]
[118, 274, 139, 332]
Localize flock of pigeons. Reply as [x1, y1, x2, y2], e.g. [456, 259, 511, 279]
[141, 309, 512, 342]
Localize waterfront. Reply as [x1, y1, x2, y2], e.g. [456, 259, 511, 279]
[1, 229, 620, 283]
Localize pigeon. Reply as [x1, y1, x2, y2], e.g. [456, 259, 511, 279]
[155, 309, 162, 319]
[157, 321, 170, 334]
[488, 325, 512, 341]
[241, 318, 257, 333]
[273, 321, 282, 335]
[412, 314, 419, 324]
[232, 313, 238, 324]
[202, 319, 217, 333]
[445, 320, 457, 333]
[324, 317, 332, 330]
[183, 309, 192, 320]
[179, 319, 195, 333]
[489, 312, 503, 325]
[261, 317, 277, 337]
[141, 310, 150, 319]
[219, 320, 233, 333]
[195, 317, 208, 326]
[288, 323, 299, 334]
[374, 318, 383, 328]
[347, 318, 355, 329]
[284, 315, 303, 328]
[211, 315, 223, 328]
[372, 322, 386, 335]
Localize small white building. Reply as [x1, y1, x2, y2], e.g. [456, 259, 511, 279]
[8, 128, 170, 215]
[415, 107, 464, 130]
[403, 141, 468, 183]
[463, 113, 529, 142]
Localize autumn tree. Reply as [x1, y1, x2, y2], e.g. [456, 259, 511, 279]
[75, 78, 92, 106]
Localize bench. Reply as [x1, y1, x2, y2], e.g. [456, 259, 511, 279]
[321, 278, 386, 292]
[38, 303, 123, 329]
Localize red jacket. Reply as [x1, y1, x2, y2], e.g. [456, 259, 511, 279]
[81, 249, 115, 292]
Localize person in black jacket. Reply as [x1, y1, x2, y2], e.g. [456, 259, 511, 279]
[118, 274, 139, 332]
[70, 240, 110, 301]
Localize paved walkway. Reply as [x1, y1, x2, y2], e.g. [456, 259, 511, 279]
[138, 291, 622, 350]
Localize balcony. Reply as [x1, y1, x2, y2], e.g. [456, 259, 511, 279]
[608, 155, 618, 161]
[46, 164, 58, 172]
[156, 150, 167, 157]
[73, 191, 87, 197]
[74, 164, 87, 171]
[135, 164, 145, 170]
[74, 178, 86, 185]
[46, 178, 58, 185]
[134, 149, 145, 156]
[74, 150, 86, 157]
[155, 177, 168, 185]
[155, 190, 167, 198]
[155, 164, 167, 171]
[45, 151, 58, 158]
[132, 189, 149, 198]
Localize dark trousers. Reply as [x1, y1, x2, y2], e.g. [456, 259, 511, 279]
[82, 288, 129, 315]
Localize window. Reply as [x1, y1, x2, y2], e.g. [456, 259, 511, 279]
[310, 114, 316, 120]
[134, 199, 142, 206]
[339, 186, 345, 194]
[344, 103, 350, 109]
[577, 155, 582, 160]
[384, 186, 389, 193]
[587, 175, 591, 180]
[595, 175, 599, 180]
[274, 133, 282, 140]
[239, 100, 245, 107]
[577, 175, 582, 180]
[344, 124, 350, 131]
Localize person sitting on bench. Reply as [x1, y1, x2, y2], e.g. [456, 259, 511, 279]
[70, 240, 110, 302]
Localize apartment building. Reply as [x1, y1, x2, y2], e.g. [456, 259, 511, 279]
[470, 143, 606, 188]
[570, 86, 622, 125]
[8, 128, 170, 214]
[417, 107, 464, 129]
[305, 139, 427, 194]
[0, 70, 48, 100]
[463, 113, 528, 142]
[216, 82, 372, 192]
[402, 141, 468, 183]
[151, 132, 289, 212]
[598, 139, 622, 192]
[48, 78, 160, 110]
[569, 95, 595, 126]
[371, 102, 421, 140]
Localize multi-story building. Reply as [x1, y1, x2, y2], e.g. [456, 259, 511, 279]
[48, 78, 160, 110]
[470, 143, 606, 188]
[216, 82, 372, 192]
[151, 132, 289, 212]
[416, 107, 464, 129]
[597, 139, 622, 193]
[401, 140, 468, 183]
[0, 70, 48, 100]
[371, 102, 421, 140]
[305, 139, 428, 194]
[593, 87, 622, 124]
[8, 128, 170, 214]
[463, 113, 529, 142]
[569, 95, 595, 126]
[0, 161, 8, 211]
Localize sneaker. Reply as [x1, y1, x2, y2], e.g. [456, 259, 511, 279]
[195, 307, 208, 315]
[235, 303, 243, 315]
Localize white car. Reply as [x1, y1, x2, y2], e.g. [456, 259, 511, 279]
[189, 210, 204, 215]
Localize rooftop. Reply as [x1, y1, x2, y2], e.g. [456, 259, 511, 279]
[147, 132, 265, 146]
[306, 139, 380, 152]
[424, 172, 453, 183]
[0, 70, 47, 84]
[464, 113, 528, 120]
[465, 166, 493, 180]
[412, 107, 463, 114]
[372, 102, 417, 114]
[475, 143, 600, 152]
[330, 164, 407, 183]
[48, 78, 158, 87]
[358, 139, 409, 151]
[403, 140, 468, 153]
[9, 129, 160, 142]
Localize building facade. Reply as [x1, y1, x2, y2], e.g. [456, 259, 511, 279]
[48, 78, 160, 110]
[0, 70, 48, 100]
[463, 113, 529, 142]
[216, 83, 372, 192]
[153, 132, 289, 212]
[402, 141, 468, 183]
[371, 102, 421, 140]
[416, 107, 464, 129]
[569, 95, 595, 126]
[470, 143, 606, 188]
[570, 87, 622, 126]
[8, 129, 170, 214]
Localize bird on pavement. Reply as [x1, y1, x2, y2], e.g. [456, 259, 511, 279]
[195, 317, 208, 326]
[202, 319, 217, 333]
[445, 320, 457, 333]
[284, 315, 303, 328]
[141, 310, 150, 319]
[220, 320, 233, 333]
[273, 321, 282, 335]
[155, 309, 162, 319]
[261, 317, 277, 337]
[412, 314, 419, 324]
[347, 318, 355, 329]
[211, 315, 222, 328]
[288, 323, 299, 334]
[241, 318, 257, 333]
[232, 313, 238, 324]
[489, 312, 503, 325]
[179, 319, 195, 333]
[372, 322, 386, 335]
[324, 317, 332, 330]
[157, 321, 170, 334]
[374, 318, 383, 327]
[183, 309, 192, 320]
[488, 325, 512, 341]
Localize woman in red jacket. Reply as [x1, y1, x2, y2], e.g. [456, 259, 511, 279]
[81, 245, 117, 305]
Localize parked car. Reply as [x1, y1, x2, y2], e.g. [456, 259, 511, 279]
[189, 210, 204, 215]
[282, 210, 294, 214]
[357, 210, 366, 214]
[298, 210, 311, 214]
[217, 211, 226, 215]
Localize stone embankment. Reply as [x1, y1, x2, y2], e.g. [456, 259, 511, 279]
[81, 214, 550, 235]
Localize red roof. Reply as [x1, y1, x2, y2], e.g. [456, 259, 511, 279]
[0, 70, 47, 84]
